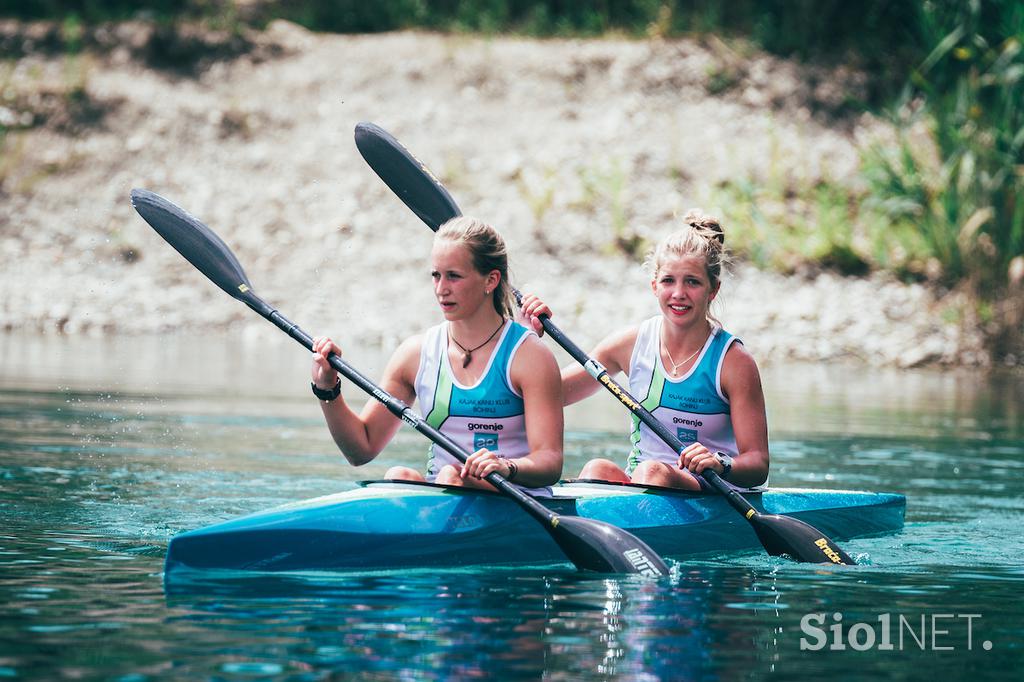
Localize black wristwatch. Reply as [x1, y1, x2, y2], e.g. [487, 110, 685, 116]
[311, 379, 341, 401]
[714, 452, 734, 479]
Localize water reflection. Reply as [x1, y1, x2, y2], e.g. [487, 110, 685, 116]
[161, 569, 736, 679]
[1, 333, 1023, 680]
[3, 331, 1022, 440]
[156, 561, 1024, 680]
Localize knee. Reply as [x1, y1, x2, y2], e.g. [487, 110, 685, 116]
[385, 466, 424, 482]
[632, 460, 673, 482]
[632, 460, 700, 490]
[578, 458, 629, 483]
[434, 464, 464, 486]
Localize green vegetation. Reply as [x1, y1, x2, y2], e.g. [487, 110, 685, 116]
[0, 1, 955, 97]
[697, 1, 1022, 357]
[863, 2, 1023, 293]
[2, 0, 1021, 353]
[515, 165, 558, 224]
[1, 39, 96, 192]
[575, 159, 638, 257]
[2, 1, 200, 24]
[710, 175, 871, 278]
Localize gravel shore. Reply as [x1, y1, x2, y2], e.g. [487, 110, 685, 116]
[0, 23, 988, 368]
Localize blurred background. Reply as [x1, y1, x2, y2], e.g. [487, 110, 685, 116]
[1, 1, 1021, 367]
[2, 6, 1023, 680]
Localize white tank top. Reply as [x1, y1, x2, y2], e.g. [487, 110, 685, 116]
[415, 319, 551, 496]
[626, 316, 738, 473]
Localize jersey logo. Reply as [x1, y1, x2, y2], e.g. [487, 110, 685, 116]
[474, 432, 499, 452]
[676, 427, 697, 445]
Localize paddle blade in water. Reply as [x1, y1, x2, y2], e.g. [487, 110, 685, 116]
[354, 122, 461, 231]
[550, 515, 669, 576]
[129, 188, 671, 576]
[750, 513, 856, 565]
[130, 188, 255, 301]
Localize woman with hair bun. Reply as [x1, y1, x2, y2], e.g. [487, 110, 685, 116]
[520, 210, 769, 491]
[312, 216, 564, 496]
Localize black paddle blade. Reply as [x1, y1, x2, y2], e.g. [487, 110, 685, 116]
[354, 122, 462, 231]
[550, 515, 669, 576]
[130, 189, 255, 302]
[750, 513, 857, 565]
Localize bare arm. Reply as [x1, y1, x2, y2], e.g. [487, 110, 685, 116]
[559, 325, 638, 405]
[311, 334, 420, 466]
[681, 342, 770, 487]
[720, 344, 770, 487]
[507, 335, 565, 486]
[517, 293, 638, 407]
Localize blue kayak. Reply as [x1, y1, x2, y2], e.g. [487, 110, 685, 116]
[163, 480, 905, 576]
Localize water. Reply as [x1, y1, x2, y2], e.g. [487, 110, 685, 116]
[1, 333, 1023, 680]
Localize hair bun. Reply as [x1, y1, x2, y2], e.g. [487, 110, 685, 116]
[683, 209, 725, 245]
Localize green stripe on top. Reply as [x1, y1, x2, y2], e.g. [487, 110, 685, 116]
[425, 365, 453, 430]
[628, 352, 667, 472]
[643, 361, 666, 412]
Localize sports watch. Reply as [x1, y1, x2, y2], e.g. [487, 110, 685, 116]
[713, 452, 734, 479]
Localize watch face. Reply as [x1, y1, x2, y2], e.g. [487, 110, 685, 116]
[715, 452, 733, 474]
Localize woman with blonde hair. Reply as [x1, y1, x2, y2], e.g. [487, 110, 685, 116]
[312, 216, 564, 495]
[520, 211, 769, 491]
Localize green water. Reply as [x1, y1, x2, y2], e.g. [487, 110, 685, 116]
[1, 333, 1022, 680]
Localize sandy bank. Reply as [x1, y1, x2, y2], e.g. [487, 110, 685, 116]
[0, 24, 987, 367]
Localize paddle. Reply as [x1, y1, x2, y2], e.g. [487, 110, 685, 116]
[354, 121, 856, 565]
[130, 188, 668, 576]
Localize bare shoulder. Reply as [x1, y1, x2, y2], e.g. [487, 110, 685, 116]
[510, 332, 561, 389]
[396, 332, 425, 354]
[514, 331, 559, 368]
[721, 340, 764, 393]
[723, 339, 758, 368]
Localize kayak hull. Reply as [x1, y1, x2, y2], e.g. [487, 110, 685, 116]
[164, 480, 905, 575]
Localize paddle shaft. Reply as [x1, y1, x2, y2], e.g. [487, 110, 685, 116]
[350, 122, 747, 513]
[520, 291, 857, 563]
[520, 297, 757, 516]
[351, 123, 854, 564]
[252, 297, 559, 526]
[131, 187, 671, 575]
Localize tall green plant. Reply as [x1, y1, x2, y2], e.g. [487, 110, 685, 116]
[862, 0, 1023, 292]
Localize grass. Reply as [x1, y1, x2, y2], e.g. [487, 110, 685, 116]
[708, 174, 871, 277]
[573, 158, 645, 258]
[0, 49, 99, 193]
[515, 166, 557, 224]
[2, 1, 1021, 356]
[860, 2, 1023, 295]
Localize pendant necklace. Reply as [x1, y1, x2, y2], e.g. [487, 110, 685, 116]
[450, 320, 505, 368]
[663, 330, 709, 376]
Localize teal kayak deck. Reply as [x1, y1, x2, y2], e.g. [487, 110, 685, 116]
[164, 480, 905, 575]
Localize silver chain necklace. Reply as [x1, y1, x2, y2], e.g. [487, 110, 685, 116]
[662, 330, 709, 375]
